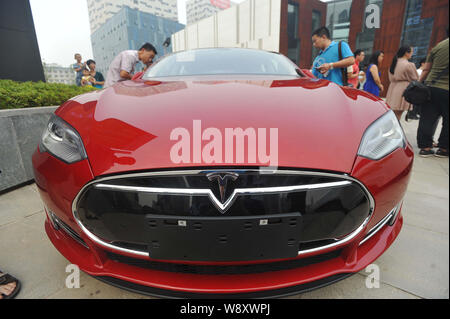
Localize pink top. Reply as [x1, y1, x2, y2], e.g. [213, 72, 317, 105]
[348, 61, 359, 88]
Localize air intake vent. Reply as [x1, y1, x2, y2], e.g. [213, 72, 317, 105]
[48, 209, 89, 249]
[106, 249, 343, 275]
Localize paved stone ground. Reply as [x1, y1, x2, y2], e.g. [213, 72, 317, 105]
[0, 118, 448, 299]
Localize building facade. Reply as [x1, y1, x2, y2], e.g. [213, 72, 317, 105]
[186, 0, 232, 25]
[326, 0, 352, 43]
[43, 64, 76, 85]
[173, 0, 282, 53]
[280, 0, 327, 67]
[173, 0, 447, 97]
[0, 0, 45, 82]
[87, 0, 179, 34]
[337, 0, 448, 96]
[91, 6, 184, 74]
[172, 0, 326, 68]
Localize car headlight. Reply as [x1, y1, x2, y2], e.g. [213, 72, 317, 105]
[357, 110, 406, 160]
[39, 114, 87, 163]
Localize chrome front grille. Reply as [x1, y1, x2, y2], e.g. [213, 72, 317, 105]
[72, 169, 374, 260]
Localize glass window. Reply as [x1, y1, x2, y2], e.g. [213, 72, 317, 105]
[311, 10, 322, 63]
[144, 49, 299, 78]
[287, 2, 300, 65]
[400, 0, 433, 67]
[355, 0, 384, 65]
[326, 0, 352, 43]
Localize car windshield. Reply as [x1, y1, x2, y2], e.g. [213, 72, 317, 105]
[144, 48, 299, 78]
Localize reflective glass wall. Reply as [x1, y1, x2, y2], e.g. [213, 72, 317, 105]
[400, 0, 434, 67]
[311, 9, 322, 62]
[355, 0, 384, 65]
[326, 0, 352, 43]
[287, 1, 300, 64]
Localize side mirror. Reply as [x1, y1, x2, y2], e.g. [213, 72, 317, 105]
[132, 71, 144, 81]
[300, 69, 316, 79]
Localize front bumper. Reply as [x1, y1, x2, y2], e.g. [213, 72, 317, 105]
[33, 143, 413, 298]
[44, 208, 403, 298]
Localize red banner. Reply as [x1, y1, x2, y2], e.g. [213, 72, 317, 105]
[210, 0, 231, 9]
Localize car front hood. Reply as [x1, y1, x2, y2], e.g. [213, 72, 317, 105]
[56, 78, 388, 177]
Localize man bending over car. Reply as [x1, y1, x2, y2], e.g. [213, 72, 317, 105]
[104, 42, 157, 88]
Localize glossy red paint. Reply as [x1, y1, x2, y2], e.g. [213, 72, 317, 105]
[32, 72, 414, 296]
[32, 149, 94, 227]
[352, 145, 414, 230]
[55, 77, 388, 177]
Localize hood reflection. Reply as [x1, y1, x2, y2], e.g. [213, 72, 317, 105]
[112, 81, 188, 97]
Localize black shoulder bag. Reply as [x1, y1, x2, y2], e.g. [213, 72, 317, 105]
[338, 41, 352, 87]
[403, 65, 449, 105]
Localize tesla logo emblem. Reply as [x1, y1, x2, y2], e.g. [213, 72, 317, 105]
[206, 172, 239, 212]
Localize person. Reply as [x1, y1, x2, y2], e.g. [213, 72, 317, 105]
[0, 270, 21, 299]
[358, 69, 366, 89]
[311, 27, 355, 86]
[363, 51, 385, 97]
[417, 29, 449, 158]
[104, 43, 157, 88]
[417, 58, 427, 77]
[80, 68, 95, 87]
[406, 58, 427, 121]
[347, 49, 365, 88]
[385, 46, 419, 121]
[72, 53, 85, 87]
[86, 59, 105, 89]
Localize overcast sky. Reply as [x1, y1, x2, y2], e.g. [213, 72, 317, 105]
[29, 0, 275, 67]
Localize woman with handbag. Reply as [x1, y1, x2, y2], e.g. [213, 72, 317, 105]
[385, 46, 418, 121]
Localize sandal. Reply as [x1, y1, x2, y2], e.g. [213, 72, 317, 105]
[0, 272, 21, 299]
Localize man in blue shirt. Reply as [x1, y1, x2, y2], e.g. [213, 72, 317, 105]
[311, 27, 355, 86]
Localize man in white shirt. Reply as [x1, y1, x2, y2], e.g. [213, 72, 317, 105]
[104, 43, 157, 88]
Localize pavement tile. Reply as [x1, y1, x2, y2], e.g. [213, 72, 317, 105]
[29, 183, 39, 194]
[438, 161, 449, 175]
[366, 223, 449, 299]
[286, 273, 419, 299]
[411, 155, 449, 176]
[0, 211, 151, 299]
[402, 191, 449, 235]
[407, 170, 449, 200]
[0, 217, 66, 298]
[0, 184, 44, 227]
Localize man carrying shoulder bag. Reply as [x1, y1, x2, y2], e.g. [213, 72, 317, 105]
[416, 28, 449, 158]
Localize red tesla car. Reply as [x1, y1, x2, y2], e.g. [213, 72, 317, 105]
[32, 48, 413, 298]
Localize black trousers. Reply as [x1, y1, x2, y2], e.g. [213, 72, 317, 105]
[417, 87, 449, 150]
[409, 104, 421, 117]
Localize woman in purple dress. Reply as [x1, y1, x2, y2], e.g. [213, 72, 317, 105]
[363, 51, 385, 97]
